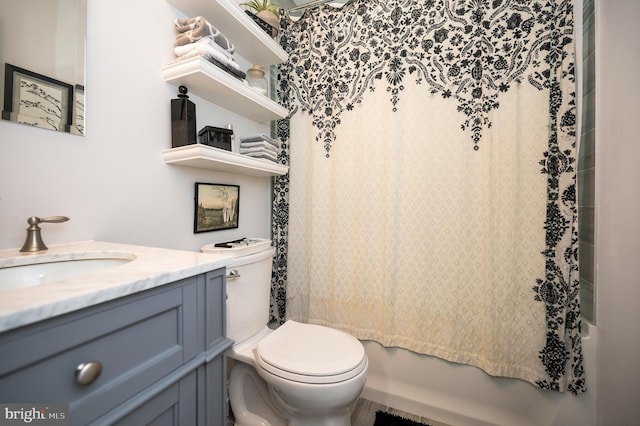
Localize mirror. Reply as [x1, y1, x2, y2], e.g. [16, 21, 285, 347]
[0, 0, 86, 135]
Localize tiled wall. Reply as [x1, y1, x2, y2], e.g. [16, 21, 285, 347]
[578, 0, 596, 323]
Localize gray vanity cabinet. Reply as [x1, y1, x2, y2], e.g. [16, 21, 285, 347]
[111, 369, 198, 426]
[0, 268, 232, 425]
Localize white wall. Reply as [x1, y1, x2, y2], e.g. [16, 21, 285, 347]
[0, 0, 274, 252]
[595, 1, 640, 424]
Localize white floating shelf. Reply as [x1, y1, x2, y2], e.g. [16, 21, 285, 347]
[167, 0, 288, 66]
[163, 144, 288, 177]
[162, 57, 288, 123]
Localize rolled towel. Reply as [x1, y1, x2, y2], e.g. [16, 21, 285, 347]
[174, 17, 217, 45]
[174, 16, 235, 54]
[174, 17, 210, 33]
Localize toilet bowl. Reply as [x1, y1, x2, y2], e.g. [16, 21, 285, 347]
[216, 242, 368, 426]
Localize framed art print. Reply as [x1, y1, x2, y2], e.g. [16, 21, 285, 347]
[194, 183, 240, 233]
[2, 63, 73, 132]
[73, 84, 85, 135]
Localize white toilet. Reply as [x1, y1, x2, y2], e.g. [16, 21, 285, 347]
[224, 243, 368, 426]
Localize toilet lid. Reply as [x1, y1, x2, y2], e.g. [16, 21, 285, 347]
[255, 321, 366, 383]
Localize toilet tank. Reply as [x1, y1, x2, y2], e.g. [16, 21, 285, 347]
[225, 246, 276, 344]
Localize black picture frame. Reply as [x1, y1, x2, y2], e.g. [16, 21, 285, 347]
[2, 63, 74, 132]
[73, 84, 85, 135]
[194, 183, 240, 233]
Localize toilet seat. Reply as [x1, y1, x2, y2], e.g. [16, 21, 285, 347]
[255, 321, 367, 384]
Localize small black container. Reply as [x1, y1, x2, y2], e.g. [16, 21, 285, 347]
[198, 126, 233, 151]
[171, 86, 197, 148]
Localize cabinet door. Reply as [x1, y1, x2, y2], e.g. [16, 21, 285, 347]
[0, 276, 199, 425]
[202, 268, 232, 426]
[110, 370, 197, 426]
[205, 269, 226, 351]
[205, 355, 228, 426]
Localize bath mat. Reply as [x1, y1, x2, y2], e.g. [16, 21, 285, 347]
[374, 410, 429, 426]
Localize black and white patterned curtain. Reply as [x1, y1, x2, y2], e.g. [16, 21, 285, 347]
[272, 0, 584, 393]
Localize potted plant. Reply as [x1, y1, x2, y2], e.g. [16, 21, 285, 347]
[241, 0, 280, 36]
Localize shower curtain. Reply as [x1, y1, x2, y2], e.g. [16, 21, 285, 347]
[271, 0, 585, 393]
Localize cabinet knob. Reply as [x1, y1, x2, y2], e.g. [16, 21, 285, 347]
[75, 361, 103, 385]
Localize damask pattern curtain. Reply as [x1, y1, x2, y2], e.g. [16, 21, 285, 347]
[272, 0, 584, 393]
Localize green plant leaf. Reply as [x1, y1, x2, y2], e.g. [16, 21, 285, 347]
[240, 0, 280, 13]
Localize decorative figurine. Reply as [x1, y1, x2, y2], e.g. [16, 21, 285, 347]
[171, 85, 197, 147]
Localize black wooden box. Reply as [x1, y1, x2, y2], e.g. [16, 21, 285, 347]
[198, 126, 232, 151]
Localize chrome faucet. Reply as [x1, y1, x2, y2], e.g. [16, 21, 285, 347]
[20, 216, 70, 253]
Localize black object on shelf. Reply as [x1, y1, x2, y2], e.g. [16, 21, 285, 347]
[214, 237, 248, 248]
[171, 86, 197, 148]
[245, 11, 277, 37]
[204, 54, 247, 81]
[198, 126, 233, 151]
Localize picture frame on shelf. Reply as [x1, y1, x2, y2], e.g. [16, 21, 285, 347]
[194, 182, 240, 233]
[2, 63, 74, 132]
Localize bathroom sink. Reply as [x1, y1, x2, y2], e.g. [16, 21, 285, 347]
[0, 254, 135, 291]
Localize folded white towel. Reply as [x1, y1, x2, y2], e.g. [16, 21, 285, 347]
[240, 134, 279, 147]
[175, 36, 234, 61]
[240, 140, 278, 153]
[174, 37, 239, 70]
[240, 147, 278, 161]
[244, 152, 278, 162]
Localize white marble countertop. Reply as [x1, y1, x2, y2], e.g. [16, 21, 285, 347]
[0, 241, 231, 333]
